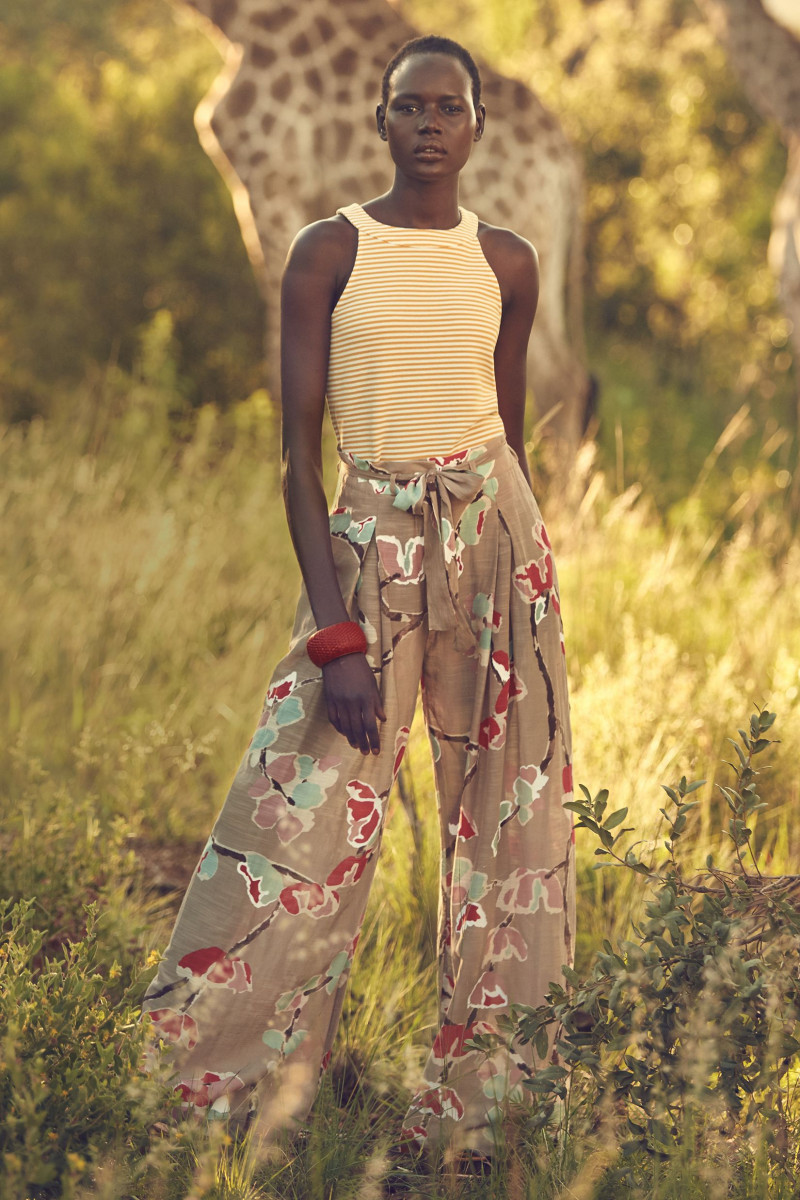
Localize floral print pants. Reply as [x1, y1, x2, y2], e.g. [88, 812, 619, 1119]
[141, 434, 575, 1154]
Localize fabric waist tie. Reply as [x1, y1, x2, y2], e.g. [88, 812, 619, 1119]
[337, 435, 509, 639]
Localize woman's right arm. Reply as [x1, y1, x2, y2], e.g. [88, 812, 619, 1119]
[280, 220, 386, 757]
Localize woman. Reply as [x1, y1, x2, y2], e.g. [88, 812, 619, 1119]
[141, 33, 575, 1166]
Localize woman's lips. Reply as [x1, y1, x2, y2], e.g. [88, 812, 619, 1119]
[415, 144, 446, 157]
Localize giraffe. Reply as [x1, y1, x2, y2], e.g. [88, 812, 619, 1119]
[695, 0, 800, 466]
[181, 0, 591, 464]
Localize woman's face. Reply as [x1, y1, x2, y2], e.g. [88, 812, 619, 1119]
[378, 53, 485, 180]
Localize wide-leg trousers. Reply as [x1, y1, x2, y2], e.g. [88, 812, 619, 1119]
[141, 434, 575, 1154]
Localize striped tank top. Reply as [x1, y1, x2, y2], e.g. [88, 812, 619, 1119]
[326, 202, 506, 460]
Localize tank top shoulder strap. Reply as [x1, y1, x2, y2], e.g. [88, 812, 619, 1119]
[336, 203, 374, 233]
[459, 208, 479, 237]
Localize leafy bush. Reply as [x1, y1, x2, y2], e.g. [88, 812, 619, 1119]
[471, 709, 800, 1190]
[0, 899, 165, 1198]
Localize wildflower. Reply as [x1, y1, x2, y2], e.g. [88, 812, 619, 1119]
[146, 950, 162, 968]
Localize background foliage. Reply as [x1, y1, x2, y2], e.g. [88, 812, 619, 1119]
[0, 0, 264, 422]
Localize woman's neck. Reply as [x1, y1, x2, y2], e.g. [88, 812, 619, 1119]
[365, 176, 461, 230]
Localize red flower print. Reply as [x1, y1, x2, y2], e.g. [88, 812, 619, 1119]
[431, 1022, 476, 1061]
[431, 448, 472, 467]
[176, 1070, 244, 1110]
[455, 901, 487, 934]
[411, 1086, 465, 1120]
[177, 946, 253, 993]
[320, 1050, 332, 1072]
[449, 810, 478, 841]
[326, 854, 368, 887]
[266, 673, 296, 708]
[393, 726, 411, 777]
[479, 713, 502, 751]
[399, 1124, 428, 1146]
[279, 881, 339, 918]
[479, 654, 527, 750]
[467, 971, 509, 1008]
[562, 763, 574, 798]
[488, 925, 528, 962]
[513, 523, 555, 604]
[346, 780, 384, 848]
[147, 1008, 199, 1050]
[491, 649, 510, 683]
[497, 867, 564, 915]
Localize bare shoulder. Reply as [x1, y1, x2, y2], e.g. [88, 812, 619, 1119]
[476, 221, 539, 309]
[478, 220, 538, 275]
[284, 214, 357, 277]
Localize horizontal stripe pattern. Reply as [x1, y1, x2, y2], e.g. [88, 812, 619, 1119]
[326, 203, 505, 461]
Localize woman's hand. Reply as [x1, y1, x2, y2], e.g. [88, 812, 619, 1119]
[322, 653, 387, 755]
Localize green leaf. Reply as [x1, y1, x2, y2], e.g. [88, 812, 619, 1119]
[604, 807, 629, 830]
[593, 789, 610, 819]
[534, 1027, 549, 1060]
[728, 740, 748, 767]
[563, 800, 590, 816]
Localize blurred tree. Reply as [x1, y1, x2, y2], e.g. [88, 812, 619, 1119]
[695, 0, 800, 469]
[0, 0, 264, 421]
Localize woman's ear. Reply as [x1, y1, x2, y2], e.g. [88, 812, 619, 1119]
[376, 103, 388, 141]
[474, 103, 486, 141]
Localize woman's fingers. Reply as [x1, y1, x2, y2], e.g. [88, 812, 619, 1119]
[362, 704, 382, 756]
[321, 657, 386, 754]
[336, 700, 380, 756]
[338, 706, 360, 752]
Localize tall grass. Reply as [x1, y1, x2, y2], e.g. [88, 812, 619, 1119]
[2, 348, 800, 1195]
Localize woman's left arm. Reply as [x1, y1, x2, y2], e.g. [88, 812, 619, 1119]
[483, 230, 540, 489]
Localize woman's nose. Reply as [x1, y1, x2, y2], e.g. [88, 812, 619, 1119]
[418, 108, 442, 133]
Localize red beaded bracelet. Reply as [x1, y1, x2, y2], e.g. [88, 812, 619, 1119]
[307, 621, 367, 667]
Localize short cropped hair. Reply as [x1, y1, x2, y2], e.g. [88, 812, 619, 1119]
[381, 35, 482, 110]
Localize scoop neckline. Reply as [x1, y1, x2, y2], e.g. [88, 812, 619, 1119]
[355, 202, 465, 232]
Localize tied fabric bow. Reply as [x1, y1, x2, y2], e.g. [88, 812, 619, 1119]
[339, 449, 491, 641]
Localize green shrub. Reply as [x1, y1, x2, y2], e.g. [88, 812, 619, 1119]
[471, 709, 800, 1192]
[0, 899, 163, 1198]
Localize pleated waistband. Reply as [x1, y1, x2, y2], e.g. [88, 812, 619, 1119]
[336, 435, 514, 638]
